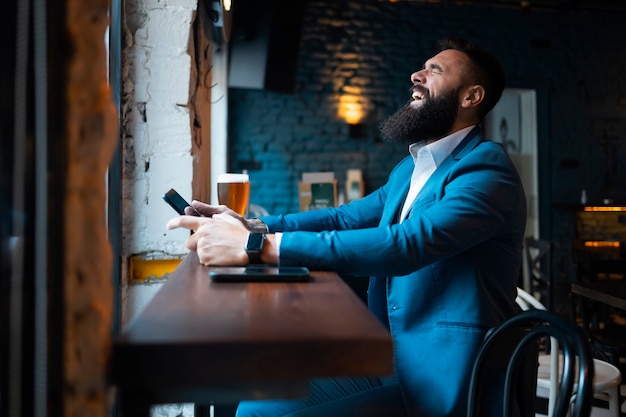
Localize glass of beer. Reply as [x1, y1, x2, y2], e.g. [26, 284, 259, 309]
[217, 173, 250, 216]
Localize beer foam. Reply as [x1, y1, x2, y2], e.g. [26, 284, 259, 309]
[217, 173, 249, 183]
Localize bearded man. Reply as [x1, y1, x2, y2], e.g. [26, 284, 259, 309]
[167, 37, 528, 417]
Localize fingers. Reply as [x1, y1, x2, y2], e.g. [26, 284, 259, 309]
[166, 213, 242, 232]
[191, 200, 246, 222]
[190, 200, 228, 217]
[214, 212, 244, 227]
[166, 215, 205, 231]
[189, 216, 249, 266]
[190, 200, 212, 215]
[185, 231, 199, 251]
[184, 205, 201, 216]
[167, 210, 250, 266]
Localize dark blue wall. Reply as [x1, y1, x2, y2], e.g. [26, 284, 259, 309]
[228, 0, 626, 248]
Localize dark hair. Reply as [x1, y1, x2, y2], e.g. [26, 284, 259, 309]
[436, 37, 506, 121]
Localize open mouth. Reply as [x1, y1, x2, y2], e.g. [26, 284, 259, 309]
[411, 86, 428, 103]
[410, 87, 428, 107]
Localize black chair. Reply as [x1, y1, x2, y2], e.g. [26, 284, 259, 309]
[525, 237, 576, 320]
[575, 294, 626, 417]
[571, 243, 626, 367]
[524, 237, 553, 309]
[467, 309, 595, 417]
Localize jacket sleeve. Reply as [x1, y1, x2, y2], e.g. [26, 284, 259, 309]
[263, 144, 526, 277]
[259, 157, 413, 233]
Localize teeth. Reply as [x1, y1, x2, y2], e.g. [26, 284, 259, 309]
[412, 91, 422, 100]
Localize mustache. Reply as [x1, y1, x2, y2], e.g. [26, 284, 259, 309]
[410, 85, 429, 99]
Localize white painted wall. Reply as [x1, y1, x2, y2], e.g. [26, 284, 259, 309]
[121, 1, 228, 415]
[122, 0, 229, 317]
[121, 0, 197, 326]
[122, 1, 197, 416]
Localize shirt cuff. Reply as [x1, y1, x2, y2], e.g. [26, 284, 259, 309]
[275, 232, 282, 262]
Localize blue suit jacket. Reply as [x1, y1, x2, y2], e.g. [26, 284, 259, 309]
[260, 127, 527, 417]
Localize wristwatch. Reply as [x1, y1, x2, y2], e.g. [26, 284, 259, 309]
[245, 232, 266, 264]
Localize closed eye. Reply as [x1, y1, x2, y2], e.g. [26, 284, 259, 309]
[428, 63, 443, 74]
[421, 62, 444, 75]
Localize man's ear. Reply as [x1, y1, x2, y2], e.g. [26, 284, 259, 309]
[461, 85, 485, 108]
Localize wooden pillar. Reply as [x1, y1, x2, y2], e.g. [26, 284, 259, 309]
[190, 0, 214, 203]
[62, 0, 118, 416]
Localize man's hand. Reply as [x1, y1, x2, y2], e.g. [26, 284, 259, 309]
[166, 213, 249, 266]
[185, 200, 268, 232]
[186, 200, 243, 220]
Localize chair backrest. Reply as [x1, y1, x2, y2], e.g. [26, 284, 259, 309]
[516, 287, 559, 417]
[524, 237, 552, 308]
[516, 286, 548, 311]
[467, 309, 594, 417]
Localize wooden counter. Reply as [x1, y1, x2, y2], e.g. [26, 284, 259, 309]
[110, 252, 394, 415]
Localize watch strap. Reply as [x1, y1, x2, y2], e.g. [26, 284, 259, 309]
[247, 251, 263, 264]
[245, 232, 266, 264]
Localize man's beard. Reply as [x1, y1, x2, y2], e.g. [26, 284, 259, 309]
[379, 87, 460, 144]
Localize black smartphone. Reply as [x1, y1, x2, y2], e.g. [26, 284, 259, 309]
[162, 188, 199, 215]
[209, 266, 311, 283]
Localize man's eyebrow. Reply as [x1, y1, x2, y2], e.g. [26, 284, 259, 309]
[422, 60, 444, 72]
[427, 62, 444, 72]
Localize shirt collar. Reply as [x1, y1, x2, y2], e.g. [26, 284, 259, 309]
[408, 125, 476, 167]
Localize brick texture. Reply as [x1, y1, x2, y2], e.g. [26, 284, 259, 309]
[228, 0, 626, 235]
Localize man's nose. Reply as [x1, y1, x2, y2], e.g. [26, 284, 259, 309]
[411, 70, 425, 84]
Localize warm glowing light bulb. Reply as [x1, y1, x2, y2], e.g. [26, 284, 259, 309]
[223, 0, 231, 12]
[338, 95, 363, 124]
[344, 106, 361, 125]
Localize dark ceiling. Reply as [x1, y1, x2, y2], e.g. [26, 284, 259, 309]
[394, 0, 626, 13]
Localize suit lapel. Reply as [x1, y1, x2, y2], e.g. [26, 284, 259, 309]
[379, 157, 413, 226]
[403, 127, 484, 217]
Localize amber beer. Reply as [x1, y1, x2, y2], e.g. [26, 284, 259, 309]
[217, 173, 250, 216]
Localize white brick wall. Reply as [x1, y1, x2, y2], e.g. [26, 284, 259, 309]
[123, 0, 196, 261]
[122, 1, 200, 416]
[121, 1, 230, 414]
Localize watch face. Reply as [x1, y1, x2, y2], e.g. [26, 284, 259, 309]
[246, 233, 265, 250]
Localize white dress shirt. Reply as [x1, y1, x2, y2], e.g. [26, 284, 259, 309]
[399, 126, 476, 222]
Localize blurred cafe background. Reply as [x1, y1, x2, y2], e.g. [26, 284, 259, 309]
[2, 0, 626, 416]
